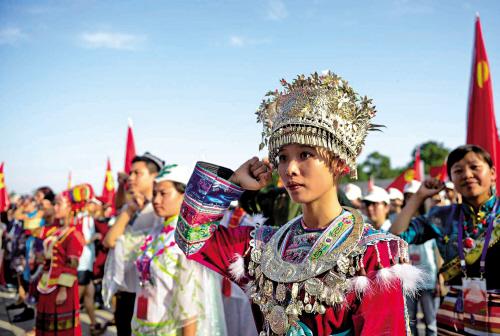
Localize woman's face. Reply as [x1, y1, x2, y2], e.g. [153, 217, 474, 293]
[364, 201, 389, 228]
[54, 195, 70, 219]
[277, 144, 337, 204]
[34, 191, 45, 205]
[450, 152, 495, 203]
[152, 180, 184, 218]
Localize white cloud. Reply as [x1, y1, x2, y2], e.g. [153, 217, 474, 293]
[79, 32, 145, 50]
[267, 0, 288, 21]
[0, 28, 27, 45]
[230, 36, 245, 47]
[229, 35, 271, 48]
[391, 0, 434, 16]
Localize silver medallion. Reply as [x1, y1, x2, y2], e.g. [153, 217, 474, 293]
[268, 305, 289, 335]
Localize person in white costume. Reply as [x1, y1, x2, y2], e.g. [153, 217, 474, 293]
[132, 164, 227, 336]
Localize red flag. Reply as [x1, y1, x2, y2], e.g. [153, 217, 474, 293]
[124, 119, 136, 175]
[101, 158, 116, 210]
[414, 147, 424, 182]
[386, 148, 424, 192]
[429, 162, 447, 182]
[386, 168, 416, 193]
[466, 16, 499, 192]
[0, 162, 10, 212]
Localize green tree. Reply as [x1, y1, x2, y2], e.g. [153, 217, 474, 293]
[344, 151, 401, 183]
[360, 151, 399, 179]
[410, 141, 450, 173]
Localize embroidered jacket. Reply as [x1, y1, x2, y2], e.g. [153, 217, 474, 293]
[37, 224, 85, 294]
[175, 162, 419, 336]
[399, 196, 500, 287]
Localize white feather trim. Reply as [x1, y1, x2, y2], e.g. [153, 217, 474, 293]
[250, 213, 267, 227]
[376, 266, 396, 289]
[391, 263, 427, 297]
[350, 275, 371, 298]
[228, 253, 246, 282]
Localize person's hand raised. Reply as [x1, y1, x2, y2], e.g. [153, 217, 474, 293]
[229, 157, 273, 191]
[127, 190, 146, 213]
[117, 172, 129, 185]
[416, 178, 445, 200]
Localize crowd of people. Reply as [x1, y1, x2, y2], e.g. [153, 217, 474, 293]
[1, 70, 499, 336]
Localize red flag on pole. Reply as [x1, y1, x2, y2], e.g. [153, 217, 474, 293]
[429, 162, 448, 182]
[124, 119, 136, 175]
[466, 15, 499, 192]
[386, 168, 416, 193]
[101, 158, 116, 210]
[0, 162, 10, 212]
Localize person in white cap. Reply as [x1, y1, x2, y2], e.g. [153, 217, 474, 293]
[444, 181, 460, 204]
[343, 183, 363, 209]
[388, 188, 404, 222]
[429, 190, 449, 207]
[103, 152, 163, 336]
[362, 186, 391, 231]
[131, 164, 227, 336]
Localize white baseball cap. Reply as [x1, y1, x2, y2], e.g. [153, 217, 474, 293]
[155, 164, 191, 185]
[343, 183, 362, 201]
[404, 180, 422, 194]
[388, 188, 404, 201]
[363, 186, 390, 204]
[445, 181, 455, 190]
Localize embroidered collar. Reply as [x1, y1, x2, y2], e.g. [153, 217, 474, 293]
[136, 215, 178, 285]
[462, 195, 496, 221]
[259, 207, 364, 283]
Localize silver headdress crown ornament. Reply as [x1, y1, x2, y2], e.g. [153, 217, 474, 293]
[256, 71, 382, 179]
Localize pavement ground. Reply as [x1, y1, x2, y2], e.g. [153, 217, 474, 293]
[0, 290, 116, 336]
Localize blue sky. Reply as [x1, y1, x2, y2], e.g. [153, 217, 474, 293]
[1, 0, 499, 194]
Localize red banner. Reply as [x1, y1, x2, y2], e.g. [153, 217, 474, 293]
[124, 120, 136, 175]
[429, 163, 447, 182]
[387, 148, 423, 192]
[0, 162, 10, 212]
[101, 158, 116, 210]
[466, 16, 499, 192]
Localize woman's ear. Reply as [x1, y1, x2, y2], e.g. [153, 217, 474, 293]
[330, 158, 347, 176]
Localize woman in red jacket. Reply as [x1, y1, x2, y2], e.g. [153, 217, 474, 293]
[175, 71, 423, 336]
[36, 190, 85, 336]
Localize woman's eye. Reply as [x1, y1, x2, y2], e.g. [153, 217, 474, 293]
[300, 152, 312, 160]
[278, 154, 287, 163]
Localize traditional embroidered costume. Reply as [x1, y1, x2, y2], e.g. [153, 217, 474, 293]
[35, 185, 92, 336]
[400, 196, 500, 335]
[36, 223, 85, 336]
[132, 164, 227, 336]
[132, 216, 227, 336]
[176, 72, 422, 336]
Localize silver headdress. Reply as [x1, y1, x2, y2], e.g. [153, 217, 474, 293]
[256, 71, 381, 179]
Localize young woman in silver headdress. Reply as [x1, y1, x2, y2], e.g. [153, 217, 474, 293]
[175, 71, 423, 336]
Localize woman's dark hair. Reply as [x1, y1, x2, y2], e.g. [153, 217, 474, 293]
[447, 145, 493, 177]
[36, 186, 55, 203]
[173, 182, 186, 194]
